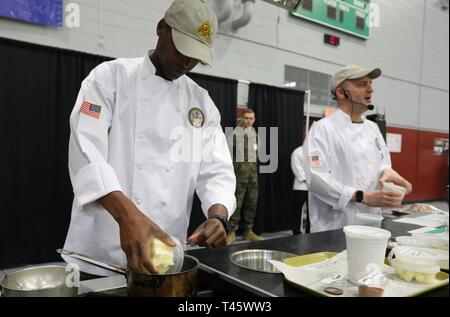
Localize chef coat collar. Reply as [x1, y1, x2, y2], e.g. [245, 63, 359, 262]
[335, 108, 366, 127]
[142, 50, 183, 85]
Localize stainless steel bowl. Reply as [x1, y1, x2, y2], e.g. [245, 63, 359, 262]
[230, 250, 297, 273]
[0, 265, 78, 297]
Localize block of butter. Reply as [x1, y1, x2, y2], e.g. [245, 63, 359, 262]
[144, 236, 184, 275]
[151, 238, 175, 274]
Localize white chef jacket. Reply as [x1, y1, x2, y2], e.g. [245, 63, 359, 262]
[291, 146, 307, 191]
[63, 53, 236, 276]
[304, 109, 391, 233]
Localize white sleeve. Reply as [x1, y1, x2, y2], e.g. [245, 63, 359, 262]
[291, 148, 306, 182]
[304, 123, 356, 210]
[68, 63, 122, 208]
[195, 95, 237, 219]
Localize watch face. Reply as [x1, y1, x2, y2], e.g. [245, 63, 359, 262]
[356, 191, 364, 202]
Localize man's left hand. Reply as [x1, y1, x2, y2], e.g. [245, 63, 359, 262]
[379, 168, 413, 194]
[187, 218, 227, 250]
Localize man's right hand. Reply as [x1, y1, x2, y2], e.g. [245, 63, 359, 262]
[98, 191, 176, 274]
[362, 190, 403, 208]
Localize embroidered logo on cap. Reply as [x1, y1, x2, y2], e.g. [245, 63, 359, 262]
[188, 107, 205, 128]
[197, 21, 212, 42]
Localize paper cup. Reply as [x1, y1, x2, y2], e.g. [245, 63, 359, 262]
[343, 226, 391, 284]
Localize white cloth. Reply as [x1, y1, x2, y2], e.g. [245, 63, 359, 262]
[304, 109, 391, 233]
[291, 146, 307, 191]
[63, 54, 236, 276]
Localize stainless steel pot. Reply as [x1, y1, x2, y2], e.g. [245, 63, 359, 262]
[0, 265, 78, 297]
[58, 249, 199, 297]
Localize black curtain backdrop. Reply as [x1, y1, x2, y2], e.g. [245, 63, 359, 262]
[248, 83, 304, 233]
[186, 73, 238, 235]
[0, 38, 111, 268]
[0, 38, 237, 267]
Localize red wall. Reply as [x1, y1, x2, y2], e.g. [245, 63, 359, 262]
[388, 127, 448, 202]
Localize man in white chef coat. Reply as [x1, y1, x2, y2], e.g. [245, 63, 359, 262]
[304, 65, 412, 233]
[63, 0, 236, 276]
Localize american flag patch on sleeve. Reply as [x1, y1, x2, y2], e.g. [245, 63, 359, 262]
[80, 101, 102, 119]
[308, 154, 321, 167]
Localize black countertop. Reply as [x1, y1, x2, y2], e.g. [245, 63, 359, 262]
[186, 218, 450, 297]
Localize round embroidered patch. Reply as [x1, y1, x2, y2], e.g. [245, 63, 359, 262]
[188, 107, 205, 128]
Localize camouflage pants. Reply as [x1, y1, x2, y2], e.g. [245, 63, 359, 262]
[230, 164, 258, 231]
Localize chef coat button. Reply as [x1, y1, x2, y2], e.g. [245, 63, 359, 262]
[138, 134, 145, 140]
[141, 99, 148, 106]
[161, 201, 167, 207]
[136, 199, 143, 205]
[175, 107, 181, 112]
[165, 167, 170, 172]
[137, 165, 143, 171]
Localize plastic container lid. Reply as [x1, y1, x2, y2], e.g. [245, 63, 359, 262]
[149, 236, 184, 275]
[343, 225, 391, 240]
[411, 232, 449, 251]
[389, 258, 440, 274]
[356, 270, 389, 288]
[396, 236, 432, 249]
[388, 246, 442, 273]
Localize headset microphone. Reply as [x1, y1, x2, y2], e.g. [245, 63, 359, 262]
[343, 91, 375, 111]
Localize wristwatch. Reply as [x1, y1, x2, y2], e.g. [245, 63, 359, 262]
[209, 215, 231, 234]
[355, 190, 364, 203]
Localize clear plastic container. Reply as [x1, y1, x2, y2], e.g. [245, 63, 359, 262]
[382, 182, 407, 199]
[388, 246, 440, 284]
[411, 232, 449, 251]
[355, 213, 384, 228]
[148, 236, 184, 275]
[356, 271, 389, 297]
[395, 237, 449, 270]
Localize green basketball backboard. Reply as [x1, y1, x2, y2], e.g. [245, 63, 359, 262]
[291, 0, 372, 39]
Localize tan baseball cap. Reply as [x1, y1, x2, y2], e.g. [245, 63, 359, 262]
[164, 0, 218, 66]
[331, 65, 382, 92]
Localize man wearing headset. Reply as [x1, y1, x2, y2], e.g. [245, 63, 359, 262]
[303, 65, 412, 233]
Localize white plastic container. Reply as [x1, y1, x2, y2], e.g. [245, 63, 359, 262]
[343, 226, 391, 284]
[355, 213, 384, 228]
[388, 246, 441, 284]
[382, 182, 407, 199]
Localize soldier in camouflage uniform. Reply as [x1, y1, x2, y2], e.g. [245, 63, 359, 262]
[227, 109, 262, 244]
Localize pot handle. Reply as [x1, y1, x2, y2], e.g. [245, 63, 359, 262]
[57, 249, 127, 276]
